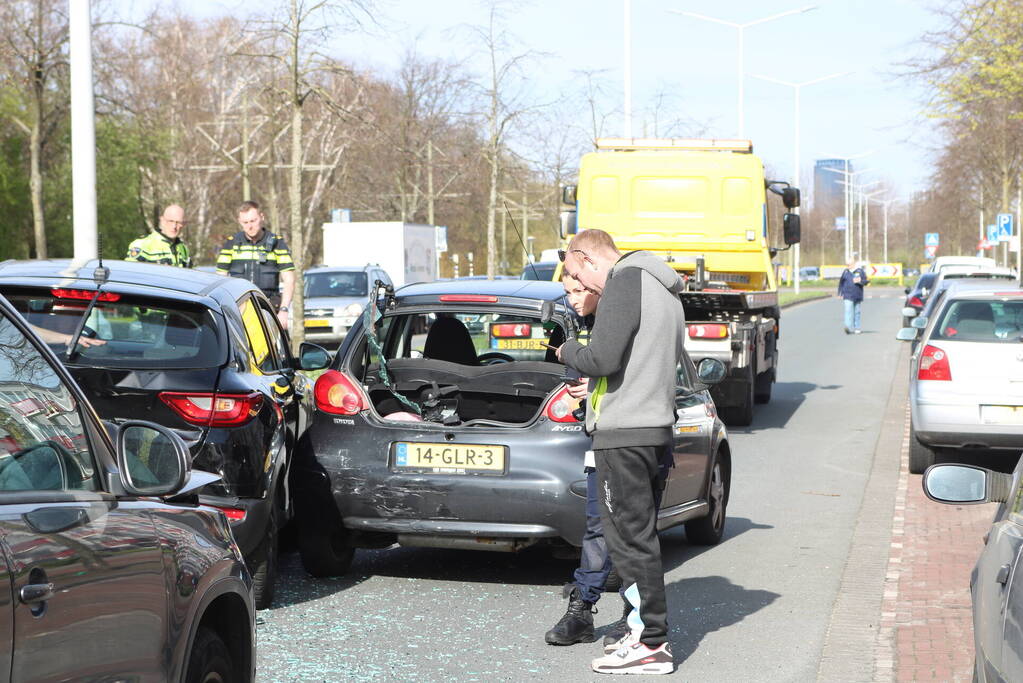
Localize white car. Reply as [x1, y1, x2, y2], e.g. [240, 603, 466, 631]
[898, 287, 1023, 473]
[928, 255, 998, 274]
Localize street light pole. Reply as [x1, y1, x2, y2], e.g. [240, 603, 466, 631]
[70, 0, 97, 260]
[824, 157, 877, 261]
[861, 189, 885, 263]
[623, 0, 632, 137]
[667, 5, 818, 137]
[752, 71, 851, 294]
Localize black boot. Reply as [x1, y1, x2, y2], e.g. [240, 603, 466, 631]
[602, 597, 632, 650]
[544, 584, 596, 645]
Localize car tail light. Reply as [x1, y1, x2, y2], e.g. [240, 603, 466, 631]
[491, 323, 531, 338]
[210, 506, 247, 522]
[159, 392, 264, 427]
[545, 385, 581, 423]
[688, 324, 728, 339]
[51, 288, 120, 302]
[918, 345, 952, 381]
[314, 370, 368, 415]
[908, 296, 923, 307]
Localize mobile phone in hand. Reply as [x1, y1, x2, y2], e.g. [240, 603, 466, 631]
[539, 341, 559, 351]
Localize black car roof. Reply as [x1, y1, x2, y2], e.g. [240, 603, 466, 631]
[0, 259, 257, 303]
[396, 279, 566, 302]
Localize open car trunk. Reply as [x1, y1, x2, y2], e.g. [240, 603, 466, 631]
[364, 358, 566, 425]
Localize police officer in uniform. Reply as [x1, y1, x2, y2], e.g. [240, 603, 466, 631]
[125, 204, 192, 267]
[216, 200, 295, 329]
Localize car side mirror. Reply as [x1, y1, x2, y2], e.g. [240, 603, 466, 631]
[895, 328, 918, 342]
[116, 421, 190, 496]
[561, 184, 577, 205]
[783, 213, 801, 245]
[696, 358, 726, 385]
[911, 316, 928, 329]
[559, 210, 578, 239]
[782, 187, 800, 209]
[298, 342, 331, 371]
[902, 307, 918, 318]
[922, 464, 1011, 504]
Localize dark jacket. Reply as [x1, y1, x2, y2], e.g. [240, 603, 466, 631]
[838, 267, 869, 301]
[559, 251, 685, 450]
[215, 230, 294, 294]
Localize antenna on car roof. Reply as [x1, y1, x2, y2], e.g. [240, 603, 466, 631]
[502, 200, 541, 281]
[93, 232, 109, 286]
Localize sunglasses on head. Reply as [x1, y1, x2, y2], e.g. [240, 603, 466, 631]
[558, 248, 588, 262]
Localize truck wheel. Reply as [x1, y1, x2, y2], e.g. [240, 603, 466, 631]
[721, 376, 754, 427]
[909, 422, 935, 474]
[754, 368, 774, 404]
[298, 522, 355, 577]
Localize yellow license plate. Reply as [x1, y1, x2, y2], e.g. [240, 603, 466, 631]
[495, 338, 545, 350]
[393, 442, 505, 474]
[305, 319, 330, 328]
[981, 405, 1023, 425]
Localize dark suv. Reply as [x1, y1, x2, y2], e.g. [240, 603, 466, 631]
[0, 259, 330, 608]
[0, 291, 254, 681]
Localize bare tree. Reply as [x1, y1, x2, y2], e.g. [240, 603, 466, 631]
[0, 0, 70, 258]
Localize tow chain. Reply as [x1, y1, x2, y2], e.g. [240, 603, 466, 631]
[364, 282, 422, 416]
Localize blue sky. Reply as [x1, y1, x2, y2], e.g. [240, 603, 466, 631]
[122, 0, 944, 197]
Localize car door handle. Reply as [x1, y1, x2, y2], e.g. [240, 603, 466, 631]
[996, 564, 1012, 585]
[19, 582, 55, 604]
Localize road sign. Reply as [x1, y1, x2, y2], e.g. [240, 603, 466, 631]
[835, 216, 847, 231]
[925, 245, 938, 258]
[977, 239, 992, 251]
[988, 224, 999, 244]
[924, 232, 940, 247]
[436, 226, 448, 253]
[869, 263, 903, 278]
[998, 213, 1014, 241]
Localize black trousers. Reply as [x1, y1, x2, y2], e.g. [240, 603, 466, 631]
[595, 445, 668, 646]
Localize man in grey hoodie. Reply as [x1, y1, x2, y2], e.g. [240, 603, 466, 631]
[557, 229, 686, 676]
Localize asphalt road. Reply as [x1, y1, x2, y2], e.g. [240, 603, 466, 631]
[256, 289, 906, 682]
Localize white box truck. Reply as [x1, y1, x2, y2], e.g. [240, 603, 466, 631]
[321, 221, 437, 287]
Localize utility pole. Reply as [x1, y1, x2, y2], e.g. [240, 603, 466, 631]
[70, 0, 97, 260]
[522, 187, 529, 266]
[241, 92, 251, 200]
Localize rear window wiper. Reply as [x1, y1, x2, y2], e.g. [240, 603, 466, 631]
[65, 288, 102, 362]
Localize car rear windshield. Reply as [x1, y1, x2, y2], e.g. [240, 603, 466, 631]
[933, 298, 1023, 342]
[306, 271, 368, 298]
[5, 288, 224, 368]
[915, 273, 937, 290]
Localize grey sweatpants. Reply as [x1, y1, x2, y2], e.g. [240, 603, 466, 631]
[594, 445, 668, 646]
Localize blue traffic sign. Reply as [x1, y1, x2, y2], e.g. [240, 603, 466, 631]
[988, 224, 999, 243]
[924, 232, 940, 247]
[998, 213, 1014, 241]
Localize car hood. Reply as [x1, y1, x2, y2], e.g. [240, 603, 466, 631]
[303, 296, 365, 313]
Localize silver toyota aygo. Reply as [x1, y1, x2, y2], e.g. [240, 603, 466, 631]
[290, 279, 732, 576]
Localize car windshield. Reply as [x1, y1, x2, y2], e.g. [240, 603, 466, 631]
[933, 298, 1023, 342]
[306, 272, 368, 298]
[4, 288, 224, 369]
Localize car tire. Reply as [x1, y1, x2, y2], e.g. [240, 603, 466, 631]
[909, 423, 935, 475]
[185, 626, 236, 683]
[685, 454, 728, 545]
[298, 523, 355, 578]
[754, 367, 774, 404]
[251, 503, 280, 610]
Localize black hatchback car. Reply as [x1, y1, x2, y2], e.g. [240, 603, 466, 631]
[292, 279, 731, 576]
[0, 260, 330, 608]
[0, 290, 254, 681]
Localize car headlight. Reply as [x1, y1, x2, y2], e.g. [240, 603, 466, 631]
[342, 303, 363, 316]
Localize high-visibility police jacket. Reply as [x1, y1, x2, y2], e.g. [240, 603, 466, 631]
[215, 230, 295, 293]
[125, 230, 192, 267]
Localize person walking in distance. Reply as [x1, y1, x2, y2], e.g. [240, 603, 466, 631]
[545, 273, 631, 650]
[838, 258, 869, 334]
[216, 201, 296, 329]
[557, 229, 685, 675]
[125, 204, 192, 267]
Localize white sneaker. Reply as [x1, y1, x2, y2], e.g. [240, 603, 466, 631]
[591, 641, 674, 675]
[603, 628, 639, 655]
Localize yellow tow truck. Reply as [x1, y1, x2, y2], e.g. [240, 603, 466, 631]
[560, 138, 801, 426]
